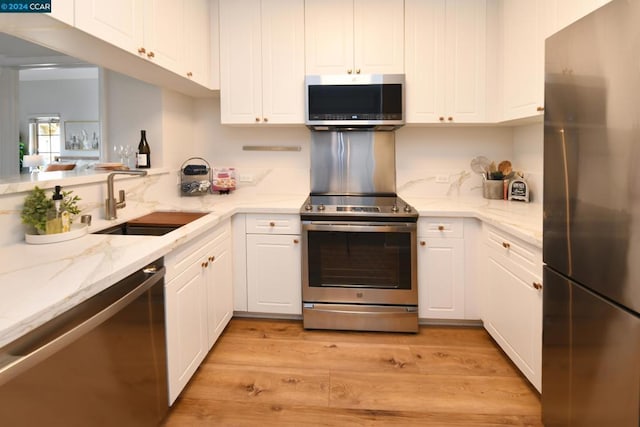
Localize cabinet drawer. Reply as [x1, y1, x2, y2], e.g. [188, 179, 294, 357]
[418, 217, 464, 238]
[166, 221, 231, 281]
[483, 225, 542, 276]
[246, 214, 301, 234]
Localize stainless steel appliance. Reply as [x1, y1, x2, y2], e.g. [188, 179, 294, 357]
[301, 130, 419, 333]
[543, 1, 640, 425]
[305, 74, 405, 130]
[0, 259, 168, 426]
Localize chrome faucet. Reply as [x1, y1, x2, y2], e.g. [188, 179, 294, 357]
[105, 170, 147, 220]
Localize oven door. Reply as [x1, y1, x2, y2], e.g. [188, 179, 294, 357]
[302, 221, 417, 306]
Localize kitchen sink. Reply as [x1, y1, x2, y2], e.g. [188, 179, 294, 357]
[92, 223, 180, 236]
[92, 211, 209, 236]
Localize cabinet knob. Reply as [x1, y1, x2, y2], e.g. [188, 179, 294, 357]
[263, 117, 268, 123]
[448, 117, 453, 122]
[347, 69, 353, 74]
[437, 225, 445, 231]
[502, 242, 511, 249]
[202, 261, 209, 268]
[293, 239, 299, 244]
[187, 72, 193, 78]
[420, 241, 426, 246]
[255, 117, 260, 122]
[208, 256, 215, 262]
[533, 282, 543, 290]
[438, 116, 445, 121]
[147, 51, 155, 59]
[137, 47, 146, 54]
[269, 221, 275, 227]
[536, 106, 545, 112]
[356, 69, 361, 74]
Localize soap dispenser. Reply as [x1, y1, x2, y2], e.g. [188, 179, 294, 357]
[46, 186, 67, 234]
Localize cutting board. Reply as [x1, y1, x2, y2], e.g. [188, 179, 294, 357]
[127, 211, 209, 227]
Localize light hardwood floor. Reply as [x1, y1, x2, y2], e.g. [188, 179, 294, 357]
[164, 318, 542, 426]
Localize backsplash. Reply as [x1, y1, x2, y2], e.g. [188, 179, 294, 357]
[193, 98, 544, 201]
[0, 97, 544, 247]
[0, 172, 174, 247]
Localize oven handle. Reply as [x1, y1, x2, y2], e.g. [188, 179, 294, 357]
[302, 222, 416, 233]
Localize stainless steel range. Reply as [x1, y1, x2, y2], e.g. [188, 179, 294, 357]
[302, 195, 416, 221]
[300, 130, 419, 333]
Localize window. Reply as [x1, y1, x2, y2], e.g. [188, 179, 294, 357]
[29, 115, 61, 165]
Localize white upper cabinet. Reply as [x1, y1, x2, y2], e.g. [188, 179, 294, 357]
[184, 0, 212, 87]
[220, 0, 304, 124]
[75, 0, 144, 54]
[142, 0, 185, 73]
[353, 0, 404, 75]
[305, 0, 404, 75]
[501, 0, 546, 121]
[405, 0, 487, 123]
[75, 0, 214, 88]
[500, 0, 612, 122]
[50, 0, 75, 25]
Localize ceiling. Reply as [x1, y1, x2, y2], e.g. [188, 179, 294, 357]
[0, 32, 95, 80]
[0, 32, 89, 68]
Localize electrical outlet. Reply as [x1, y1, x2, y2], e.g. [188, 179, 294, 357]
[239, 174, 254, 183]
[435, 175, 449, 183]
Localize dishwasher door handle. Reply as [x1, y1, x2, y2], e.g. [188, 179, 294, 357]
[0, 266, 165, 387]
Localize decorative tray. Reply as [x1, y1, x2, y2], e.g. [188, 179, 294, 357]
[94, 163, 128, 171]
[25, 223, 88, 245]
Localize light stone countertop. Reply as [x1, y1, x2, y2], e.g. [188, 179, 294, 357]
[406, 196, 543, 246]
[0, 192, 541, 348]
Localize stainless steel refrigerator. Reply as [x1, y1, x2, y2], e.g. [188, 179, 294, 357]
[543, 0, 640, 425]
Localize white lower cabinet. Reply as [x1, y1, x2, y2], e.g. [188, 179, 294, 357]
[245, 214, 302, 315]
[206, 229, 233, 347]
[165, 220, 232, 405]
[481, 224, 543, 391]
[417, 217, 466, 319]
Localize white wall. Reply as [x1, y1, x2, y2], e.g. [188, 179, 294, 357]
[161, 89, 196, 172]
[19, 76, 99, 158]
[193, 98, 311, 196]
[396, 126, 514, 198]
[103, 70, 163, 165]
[0, 67, 19, 177]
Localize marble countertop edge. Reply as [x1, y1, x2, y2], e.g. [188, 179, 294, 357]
[0, 194, 541, 348]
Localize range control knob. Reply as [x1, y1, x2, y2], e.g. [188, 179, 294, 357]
[318, 204, 326, 211]
[403, 205, 412, 213]
[304, 203, 313, 211]
[391, 204, 399, 213]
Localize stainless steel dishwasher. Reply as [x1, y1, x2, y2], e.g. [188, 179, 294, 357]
[0, 258, 168, 427]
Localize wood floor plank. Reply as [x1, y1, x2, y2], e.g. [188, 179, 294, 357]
[164, 319, 543, 426]
[225, 318, 495, 347]
[179, 364, 330, 407]
[329, 371, 540, 416]
[207, 335, 421, 373]
[165, 398, 543, 426]
[410, 345, 521, 377]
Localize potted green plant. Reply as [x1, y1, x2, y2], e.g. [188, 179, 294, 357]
[21, 186, 81, 234]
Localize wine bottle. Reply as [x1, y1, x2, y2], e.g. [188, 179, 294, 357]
[136, 130, 151, 169]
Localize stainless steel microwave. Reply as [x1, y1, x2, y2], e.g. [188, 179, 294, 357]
[305, 74, 405, 130]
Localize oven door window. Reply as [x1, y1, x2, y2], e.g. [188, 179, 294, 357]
[307, 230, 411, 289]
